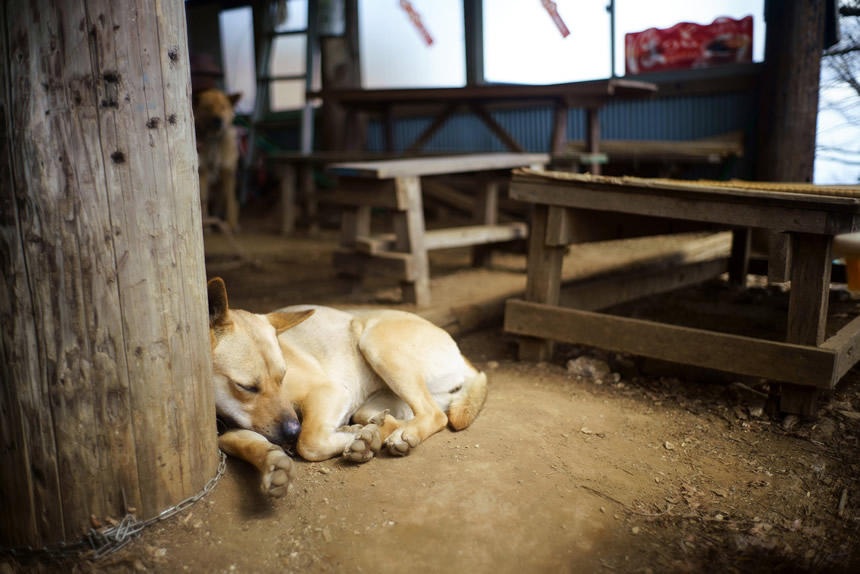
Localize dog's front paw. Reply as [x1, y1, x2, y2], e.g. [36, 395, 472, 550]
[384, 428, 419, 457]
[343, 424, 382, 463]
[262, 448, 296, 498]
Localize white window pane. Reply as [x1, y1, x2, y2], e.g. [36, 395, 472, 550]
[275, 0, 308, 32]
[614, 0, 765, 76]
[271, 35, 306, 78]
[271, 79, 305, 111]
[359, 0, 465, 89]
[219, 7, 256, 114]
[484, 0, 610, 85]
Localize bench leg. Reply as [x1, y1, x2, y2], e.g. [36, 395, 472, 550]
[728, 227, 751, 287]
[472, 180, 499, 268]
[781, 233, 833, 416]
[518, 205, 565, 362]
[300, 164, 319, 236]
[393, 176, 430, 306]
[280, 164, 296, 236]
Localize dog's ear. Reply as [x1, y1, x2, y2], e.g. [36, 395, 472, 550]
[227, 92, 242, 108]
[207, 277, 230, 326]
[267, 309, 314, 334]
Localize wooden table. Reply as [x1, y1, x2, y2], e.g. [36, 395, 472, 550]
[503, 170, 860, 416]
[328, 153, 549, 306]
[310, 79, 656, 172]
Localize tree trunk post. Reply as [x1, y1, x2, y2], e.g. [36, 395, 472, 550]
[0, 0, 217, 548]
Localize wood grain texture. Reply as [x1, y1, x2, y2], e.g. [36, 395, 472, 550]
[0, 0, 216, 547]
[505, 300, 836, 388]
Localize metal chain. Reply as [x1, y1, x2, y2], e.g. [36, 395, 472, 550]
[2, 450, 227, 563]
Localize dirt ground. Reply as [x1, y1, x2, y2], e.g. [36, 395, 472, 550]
[9, 217, 860, 573]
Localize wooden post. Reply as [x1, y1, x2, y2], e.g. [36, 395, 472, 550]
[781, 233, 832, 416]
[0, 0, 217, 548]
[756, 0, 827, 281]
[518, 205, 566, 361]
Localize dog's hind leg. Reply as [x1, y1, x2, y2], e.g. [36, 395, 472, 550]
[357, 329, 450, 457]
[219, 429, 296, 498]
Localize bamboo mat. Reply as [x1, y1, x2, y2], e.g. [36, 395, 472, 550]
[515, 169, 860, 199]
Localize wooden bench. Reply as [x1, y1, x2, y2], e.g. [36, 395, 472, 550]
[328, 153, 549, 306]
[504, 170, 860, 416]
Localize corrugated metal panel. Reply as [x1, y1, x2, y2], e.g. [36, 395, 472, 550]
[366, 91, 757, 152]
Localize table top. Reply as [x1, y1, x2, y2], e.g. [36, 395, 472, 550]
[510, 169, 860, 235]
[308, 78, 657, 108]
[329, 153, 550, 179]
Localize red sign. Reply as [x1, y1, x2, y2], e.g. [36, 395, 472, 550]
[625, 16, 752, 75]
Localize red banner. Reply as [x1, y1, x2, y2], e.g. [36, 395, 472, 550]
[625, 15, 752, 75]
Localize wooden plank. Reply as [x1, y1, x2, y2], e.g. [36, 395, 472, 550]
[504, 300, 836, 388]
[510, 181, 858, 235]
[564, 135, 744, 162]
[558, 258, 729, 311]
[332, 249, 416, 280]
[822, 315, 860, 385]
[424, 223, 527, 250]
[329, 153, 549, 179]
[512, 172, 860, 212]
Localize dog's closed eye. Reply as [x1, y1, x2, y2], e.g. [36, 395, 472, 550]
[234, 381, 260, 394]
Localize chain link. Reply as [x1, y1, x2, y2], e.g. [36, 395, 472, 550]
[2, 450, 227, 563]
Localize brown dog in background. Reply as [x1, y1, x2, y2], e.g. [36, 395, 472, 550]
[193, 89, 241, 231]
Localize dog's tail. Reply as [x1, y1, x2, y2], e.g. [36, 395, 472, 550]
[447, 360, 488, 431]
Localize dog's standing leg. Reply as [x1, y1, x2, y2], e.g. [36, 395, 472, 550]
[219, 166, 239, 232]
[218, 429, 296, 498]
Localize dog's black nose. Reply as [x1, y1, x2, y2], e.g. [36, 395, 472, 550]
[211, 117, 224, 131]
[280, 418, 301, 444]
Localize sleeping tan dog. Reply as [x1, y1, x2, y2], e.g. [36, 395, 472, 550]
[193, 89, 241, 231]
[208, 278, 488, 497]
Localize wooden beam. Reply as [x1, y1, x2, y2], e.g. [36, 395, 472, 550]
[505, 300, 836, 388]
[405, 103, 459, 153]
[468, 103, 527, 153]
[425, 223, 527, 250]
[510, 181, 859, 236]
[585, 107, 601, 174]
